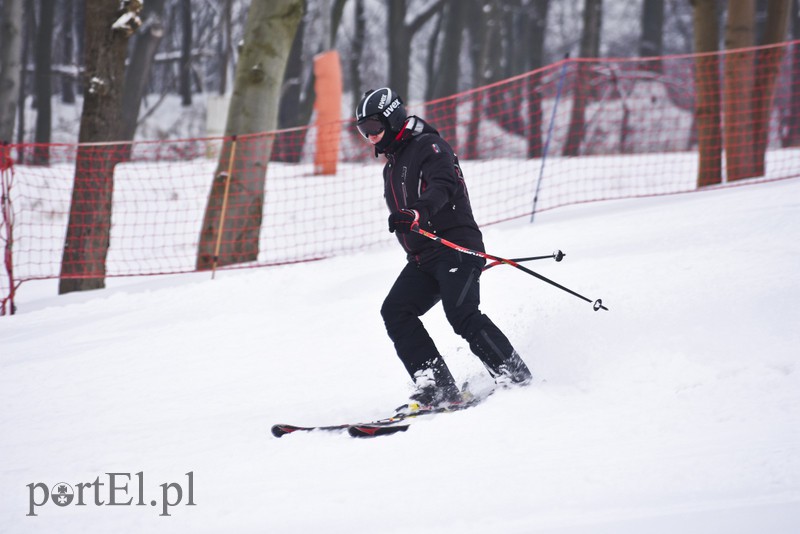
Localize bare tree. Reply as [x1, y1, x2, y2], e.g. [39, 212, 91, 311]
[32, 0, 56, 165]
[120, 0, 168, 152]
[277, 11, 308, 130]
[563, 0, 602, 157]
[179, 0, 193, 106]
[219, 0, 233, 96]
[330, 0, 348, 47]
[272, 7, 314, 163]
[691, 0, 723, 187]
[0, 0, 24, 143]
[59, 0, 142, 294]
[387, 0, 443, 100]
[423, 9, 444, 102]
[723, 0, 756, 181]
[60, 0, 77, 104]
[349, 0, 366, 114]
[522, 0, 550, 158]
[526, 0, 551, 158]
[639, 0, 664, 71]
[426, 0, 462, 144]
[787, 0, 800, 146]
[751, 0, 791, 175]
[16, 2, 37, 159]
[196, 0, 303, 271]
[429, 0, 462, 101]
[491, 0, 551, 157]
[463, 0, 502, 159]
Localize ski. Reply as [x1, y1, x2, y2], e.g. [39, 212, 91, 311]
[271, 423, 350, 437]
[271, 389, 494, 439]
[271, 406, 438, 438]
[271, 416, 403, 438]
[348, 424, 410, 438]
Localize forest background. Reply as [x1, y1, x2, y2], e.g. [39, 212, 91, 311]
[2, 0, 799, 148]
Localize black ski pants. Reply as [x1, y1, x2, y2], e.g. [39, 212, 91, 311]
[381, 249, 515, 379]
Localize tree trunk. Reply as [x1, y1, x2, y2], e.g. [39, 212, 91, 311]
[0, 0, 24, 143]
[16, 3, 36, 161]
[787, 0, 800, 146]
[639, 0, 664, 71]
[750, 0, 791, 175]
[272, 9, 313, 163]
[423, 12, 442, 102]
[464, 0, 499, 159]
[179, 0, 192, 106]
[119, 0, 167, 154]
[388, 1, 410, 99]
[219, 0, 232, 96]
[509, 0, 526, 77]
[723, 0, 757, 181]
[61, 0, 76, 104]
[388, 0, 443, 100]
[429, 2, 454, 102]
[196, 0, 303, 271]
[526, 0, 550, 159]
[346, 0, 366, 151]
[692, 0, 723, 187]
[563, 0, 602, 157]
[488, 1, 527, 138]
[427, 0, 463, 146]
[349, 0, 365, 114]
[330, 0, 347, 47]
[59, 0, 139, 294]
[33, 0, 56, 165]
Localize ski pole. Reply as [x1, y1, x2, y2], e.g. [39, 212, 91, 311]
[483, 250, 565, 271]
[411, 225, 608, 311]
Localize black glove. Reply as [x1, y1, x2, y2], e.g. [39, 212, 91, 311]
[388, 208, 421, 234]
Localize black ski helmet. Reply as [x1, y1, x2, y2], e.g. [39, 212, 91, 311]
[355, 88, 407, 138]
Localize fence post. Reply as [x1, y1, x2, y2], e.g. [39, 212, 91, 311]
[211, 135, 238, 280]
[1, 141, 16, 315]
[313, 50, 342, 175]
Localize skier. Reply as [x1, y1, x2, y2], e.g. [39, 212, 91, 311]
[355, 87, 532, 408]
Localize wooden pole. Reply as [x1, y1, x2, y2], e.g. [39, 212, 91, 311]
[211, 135, 237, 279]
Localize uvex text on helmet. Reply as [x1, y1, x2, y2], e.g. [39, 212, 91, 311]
[355, 88, 407, 136]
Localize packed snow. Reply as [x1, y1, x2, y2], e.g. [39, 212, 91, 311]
[1, 175, 799, 533]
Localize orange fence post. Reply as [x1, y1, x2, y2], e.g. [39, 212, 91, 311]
[313, 50, 342, 175]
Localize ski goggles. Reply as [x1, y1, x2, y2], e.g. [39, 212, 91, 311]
[356, 116, 385, 138]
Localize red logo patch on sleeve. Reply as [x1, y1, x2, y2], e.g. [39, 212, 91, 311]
[431, 143, 441, 153]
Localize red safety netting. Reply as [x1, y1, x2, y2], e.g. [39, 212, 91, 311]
[2, 42, 799, 311]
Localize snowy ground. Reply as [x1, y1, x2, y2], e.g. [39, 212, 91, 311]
[1, 177, 799, 533]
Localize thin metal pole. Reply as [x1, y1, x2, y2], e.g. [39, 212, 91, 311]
[531, 54, 570, 223]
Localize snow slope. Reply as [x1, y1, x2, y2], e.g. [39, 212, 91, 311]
[1, 177, 799, 533]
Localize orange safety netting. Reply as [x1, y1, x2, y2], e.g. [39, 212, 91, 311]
[2, 42, 799, 310]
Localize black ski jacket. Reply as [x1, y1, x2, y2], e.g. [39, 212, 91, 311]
[381, 116, 484, 264]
